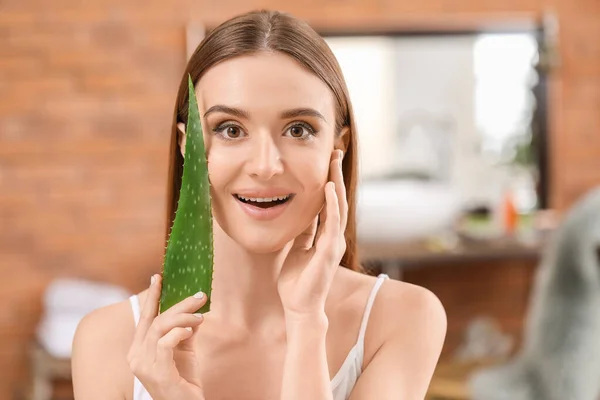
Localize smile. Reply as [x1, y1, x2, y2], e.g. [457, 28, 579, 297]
[233, 193, 295, 220]
[235, 194, 292, 207]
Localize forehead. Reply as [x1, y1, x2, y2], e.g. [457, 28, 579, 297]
[195, 52, 335, 119]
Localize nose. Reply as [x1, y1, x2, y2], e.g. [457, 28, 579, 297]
[246, 133, 284, 180]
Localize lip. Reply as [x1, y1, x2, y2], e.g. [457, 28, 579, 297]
[234, 188, 295, 198]
[233, 194, 294, 221]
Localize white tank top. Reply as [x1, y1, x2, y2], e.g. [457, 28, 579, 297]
[129, 273, 389, 400]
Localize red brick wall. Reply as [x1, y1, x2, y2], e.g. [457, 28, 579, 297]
[1, 0, 599, 398]
[402, 257, 539, 360]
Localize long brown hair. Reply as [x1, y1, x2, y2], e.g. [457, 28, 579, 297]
[165, 9, 363, 272]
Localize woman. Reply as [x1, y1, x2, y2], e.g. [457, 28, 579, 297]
[71, 9, 446, 400]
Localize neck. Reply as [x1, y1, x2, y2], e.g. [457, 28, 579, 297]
[208, 220, 291, 332]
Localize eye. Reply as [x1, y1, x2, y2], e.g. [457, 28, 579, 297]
[285, 122, 317, 140]
[224, 126, 242, 138]
[212, 123, 247, 141]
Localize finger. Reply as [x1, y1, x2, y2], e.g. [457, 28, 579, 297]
[315, 182, 340, 257]
[146, 313, 204, 341]
[155, 327, 195, 375]
[314, 191, 328, 245]
[161, 291, 208, 316]
[134, 274, 162, 344]
[312, 150, 340, 249]
[332, 150, 348, 232]
[292, 216, 319, 251]
[143, 292, 206, 361]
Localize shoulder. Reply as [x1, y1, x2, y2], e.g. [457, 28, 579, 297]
[333, 268, 446, 347]
[336, 270, 446, 398]
[376, 277, 447, 342]
[72, 293, 141, 400]
[348, 270, 447, 346]
[335, 268, 447, 338]
[358, 273, 447, 398]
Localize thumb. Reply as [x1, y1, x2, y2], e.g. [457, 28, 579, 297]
[292, 215, 319, 251]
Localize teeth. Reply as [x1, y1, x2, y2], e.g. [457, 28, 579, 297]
[237, 194, 290, 202]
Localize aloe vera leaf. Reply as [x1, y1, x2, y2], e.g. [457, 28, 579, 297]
[159, 75, 214, 314]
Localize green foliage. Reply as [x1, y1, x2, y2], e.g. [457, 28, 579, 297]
[160, 75, 214, 314]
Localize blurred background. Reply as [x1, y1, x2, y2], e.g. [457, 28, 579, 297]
[1, 0, 599, 399]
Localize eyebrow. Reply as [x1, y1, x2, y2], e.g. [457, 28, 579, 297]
[280, 108, 327, 123]
[204, 105, 249, 120]
[203, 105, 327, 123]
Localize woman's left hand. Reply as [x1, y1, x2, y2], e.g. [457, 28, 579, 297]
[277, 149, 347, 320]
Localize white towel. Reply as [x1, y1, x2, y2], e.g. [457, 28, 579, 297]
[36, 278, 131, 358]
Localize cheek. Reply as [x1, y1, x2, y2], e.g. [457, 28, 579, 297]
[291, 151, 331, 227]
[206, 150, 235, 213]
[295, 150, 331, 191]
[205, 139, 236, 189]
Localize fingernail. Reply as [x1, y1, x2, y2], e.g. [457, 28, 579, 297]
[185, 327, 193, 332]
[194, 292, 204, 299]
[150, 275, 156, 286]
[193, 313, 203, 319]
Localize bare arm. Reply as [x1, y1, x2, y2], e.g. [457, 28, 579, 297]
[72, 303, 131, 400]
[280, 313, 333, 400]
[349, 286, 447, 400]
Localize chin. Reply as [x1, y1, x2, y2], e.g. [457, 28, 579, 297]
[212, 212, 290, 255]
[216, 217, 299, 254]
[235, 232, 291, 254]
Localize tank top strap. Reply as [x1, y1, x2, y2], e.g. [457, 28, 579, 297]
[129, 295, 141, 327]
[357, 273, 389, 348]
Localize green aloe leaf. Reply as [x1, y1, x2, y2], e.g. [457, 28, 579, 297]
[159, 74, 214, 314]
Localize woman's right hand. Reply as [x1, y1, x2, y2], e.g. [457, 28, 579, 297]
[127, 274, 207, 400]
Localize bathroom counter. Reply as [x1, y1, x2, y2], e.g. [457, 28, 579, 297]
[358, 233, 544, 280]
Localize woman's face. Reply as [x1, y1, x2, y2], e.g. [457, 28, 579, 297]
[178, 52, 346, 254]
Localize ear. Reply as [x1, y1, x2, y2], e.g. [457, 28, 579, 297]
[334, 126, 350, 156]
[177, 122, 186, 158]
